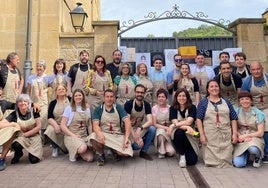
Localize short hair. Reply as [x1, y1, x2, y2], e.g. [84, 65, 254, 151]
[6, 52, 18, 63]
[153, 57, 163, 63]
[16, 94, 32, 111]
[104, 88, 115, 96]
[118, 62, 132, 75]
[79, 50, 89, 56]
[206, 79, 221, 97]
[112, 49, 122, 56]
[135, 84, 146, 91]
[157, 88, 168, 99]
[235, 52, 246, 60]
[219, 60, 232, 69]
[173, 53, 181, 59]
[238, 91, 252, 100]
[219, 51, 230, 58]
[53, 58, 67, 74]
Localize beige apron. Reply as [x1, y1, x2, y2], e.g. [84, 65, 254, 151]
[137, 76, 153, 106]
[44, 98, 69, 152]
[130, 100, 148, 140]
[2, 66, 20, 103]
[64, 110, 91, 159]
[152, 71, 167, 106]
[202, 99, 233, 167]
[233, 107, 264, 157]
[171, 109, 200, 156]
[220, 75, 238, 107]
[180, 78, 196, 105]
[116, 77, 135, 106]
[250, 75, 268, 131]
[30, 76, 49, 129]
[89, 105, 133, 156]
[153, 105, 172, 147]
[14, 110, 43, 160]
[71, 64, 88, 93]
[50, 73, 67, 100]
[193, 67, 209, 99]
[87, 71, 110, 111]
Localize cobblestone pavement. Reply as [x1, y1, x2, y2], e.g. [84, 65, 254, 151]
[1, 145, 268, 188]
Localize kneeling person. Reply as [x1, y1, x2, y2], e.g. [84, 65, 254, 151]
[89, 89, 133, 166]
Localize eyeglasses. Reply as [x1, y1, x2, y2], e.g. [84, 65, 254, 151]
[95, 60, 104, 64]
[174, 59, 183, 63]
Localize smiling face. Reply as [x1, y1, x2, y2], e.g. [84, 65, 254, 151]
[157, 93, 167, 106]
[55, 62, 64, 73]
[235, 56, 246, 68]
[250, 62, 263, 80]
[73, 91, 83, 105]
[36, 64, 45, 75]
[138, 64, 147, 76]
[9, 55, 20, 68]
[56, 84, 67, 98]
[17, 99, 29, 112]
[94, 57, 105, 70]
[135, 86, 145, 101]
[220, 63, 232, 79]
[104, 91, 115, 107]
[195, 55, 205, 67]
[153, 60, 163, 71]
[177, 91, 187, 106]
[80, 52, 89, 64]
[113, 50, 122, 64]
[239, 97, 252, 109]
[181, 64, 190, 76]
[207, 81, 220, 97]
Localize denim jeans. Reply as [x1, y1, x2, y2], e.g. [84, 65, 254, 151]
[233, 146, 261, 168]
[132, 125, 156, 152]
[264, 132, 268, 156]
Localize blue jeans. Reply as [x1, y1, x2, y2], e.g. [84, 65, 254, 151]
[264, 132, 268, 156]
[233, 146, 261, 168]
[132, 126, 156, 152]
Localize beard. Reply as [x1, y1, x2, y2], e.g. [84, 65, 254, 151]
[114, 59, 121, 64]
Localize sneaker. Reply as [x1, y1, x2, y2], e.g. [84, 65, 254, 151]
[69, 155, 77, 162]
[139, 151, 153, 161]
[253, 157, 261, 168]
[179, 155, 186, 168]
[52, 148, 58, 158]
[158, 153, 165, 159]
[0, 158, 6, 171]
[262, 156, 268, 164]
[96, 154, 105, 166]
[11, 150, 23, 164]
[112, 150, 122, 162]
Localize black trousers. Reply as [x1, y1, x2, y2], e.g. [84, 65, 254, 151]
[12, 141, 40, 164]
[172, 129, 198, 165]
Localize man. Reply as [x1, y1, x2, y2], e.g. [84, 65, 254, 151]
[166, 54, 183, 99]
[89, 89, 133, 166]
[191, 54, 215, 98]
[106, 49, 123, 82]
[234, 52, 251, 81]
[0, 52, 24, 103]
[214, 61, 242, 107]
[241, 62, 268, 163]
[67, 50, 92, 97]
[149, 58, 167, 106]
[124, 84, 156, 161]
[214, 51, 231, 75]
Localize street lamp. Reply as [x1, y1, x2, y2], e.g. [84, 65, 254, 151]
[70, 2, 88, 32]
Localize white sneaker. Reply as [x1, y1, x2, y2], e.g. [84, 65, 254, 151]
[253, 157, 261, 168]
[179, 155, 186, 168]
[69, 155, 77, 162]
[52, 148, 58, 158]
[158, 153, 165, 159]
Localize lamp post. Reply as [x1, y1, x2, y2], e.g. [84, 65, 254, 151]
[70, 2, 88, 32]
[24, 0, 33, 91]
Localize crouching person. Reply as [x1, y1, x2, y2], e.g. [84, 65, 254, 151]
[89, 89, 133, 166]
[60, 89, 94, 162]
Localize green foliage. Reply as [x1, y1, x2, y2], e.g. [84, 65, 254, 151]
[172, 24, 232, 37]
[264, 24, 268, 32]
[147, 34, 155, 38]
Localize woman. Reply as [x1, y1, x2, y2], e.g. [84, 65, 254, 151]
[174, 63, 200, 105]
[85, 55, 113, 112]
[48, 58, 68, 100]
[135, 63, 153, 105]
[44, 84, 70, 157]
[152, 88, 175, 159]
[1, 94, 42, 166]
[196, 79, 238, 168]
[114, 62, 137, 106]
[233, 91, 265, 168]
[60, 89, 94, 162]
[167, 88, 199, 167]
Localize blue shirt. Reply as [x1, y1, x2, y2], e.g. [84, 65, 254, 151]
[149, 69, 167, 83]
[166, 69, 180, 85]
[196, 97, 238, 121]
[241, 74, 268, 91]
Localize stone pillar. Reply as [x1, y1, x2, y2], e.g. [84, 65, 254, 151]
[229, 18, 267, 69]
[92, 21, 119, 63]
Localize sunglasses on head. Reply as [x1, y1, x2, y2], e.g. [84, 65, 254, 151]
[174, 58, 183, 62]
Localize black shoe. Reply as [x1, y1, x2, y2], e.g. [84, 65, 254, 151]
[96, 154, 105, 166]
[262, 156, 268, 164]
[139, 151, 153, 161]
[112, 150, 122, 162]
[11, 150, 23, 164]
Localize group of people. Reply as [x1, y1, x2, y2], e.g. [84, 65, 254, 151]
[0, 49, 267, 171]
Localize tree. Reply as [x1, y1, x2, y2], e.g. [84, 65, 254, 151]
[172, 24, 232, 37]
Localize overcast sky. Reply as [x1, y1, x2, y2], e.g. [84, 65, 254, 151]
[101, 0, 268, 37]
